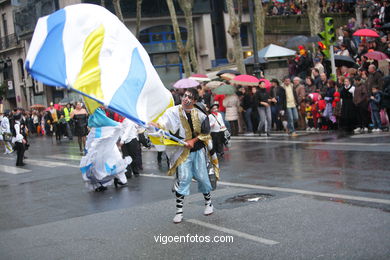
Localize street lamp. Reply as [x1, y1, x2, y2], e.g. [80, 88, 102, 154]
[248, 0, 261, 78]
[6, 57, 12, 67]
[0, 60, 5, 71]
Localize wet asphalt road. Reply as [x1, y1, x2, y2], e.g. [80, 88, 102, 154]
[0, 131, 389, 259]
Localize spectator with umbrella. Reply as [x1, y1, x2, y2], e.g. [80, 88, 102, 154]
[221, 86, 240, 136]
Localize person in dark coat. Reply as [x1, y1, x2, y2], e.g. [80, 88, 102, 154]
[270, 79, 286, 131]
[340, 77, 357, 133]
[367, 64, 384, 94]
[353, 77, 370, 133]
[382, 76, 390, 129]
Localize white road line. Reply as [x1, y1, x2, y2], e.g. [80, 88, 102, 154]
[0, 165, 31, 174]
[46, 154, 81, 161]
[231, 139, 390, 147]
[141, 174, 390, 205]
[0, 156, 79, 169]
[218, 181, 390, 205]
[186, 219, 279, 245]
[25, 159, 79, 168]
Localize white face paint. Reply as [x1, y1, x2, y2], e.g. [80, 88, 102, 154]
[182, 92, 195, 108]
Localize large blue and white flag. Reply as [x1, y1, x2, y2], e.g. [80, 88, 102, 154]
[25, 3, 173, 124]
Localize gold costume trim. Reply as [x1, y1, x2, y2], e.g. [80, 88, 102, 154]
[167, 106, 192, 176]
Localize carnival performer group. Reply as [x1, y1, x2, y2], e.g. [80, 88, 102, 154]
[79, 108, 131, 192]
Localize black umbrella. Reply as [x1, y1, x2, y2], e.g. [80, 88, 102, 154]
[307, 35, 321, 43]
[216, 69, 241, 76]
[333, 55, 357, 68]
[285, 35, 309, 49]
[380, 23, 390, 30]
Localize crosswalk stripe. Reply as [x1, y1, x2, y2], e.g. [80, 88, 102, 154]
[0, 165, 31, 174]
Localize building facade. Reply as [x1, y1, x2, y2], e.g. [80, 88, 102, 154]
[0, 0, 349, 110]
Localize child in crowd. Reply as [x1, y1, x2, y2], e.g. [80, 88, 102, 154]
[370, 86, 383, 132]
[305, 99, 315, 131]
[208, 103, 226, 157]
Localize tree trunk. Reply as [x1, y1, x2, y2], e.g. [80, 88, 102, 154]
[166, 0, 191, 77]
[178, 0, 198, 74]
[307, 0, 322, 36]
[135, 0, 143, 39]
[100, 0, 105, 8]
[355, 4, 363, 30]
[254, 0, 265, 50]
[113, 0, 124, 23]
[226, 0, 246, 74]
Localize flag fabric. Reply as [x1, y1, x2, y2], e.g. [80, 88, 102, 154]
[25, 3, 173, 125]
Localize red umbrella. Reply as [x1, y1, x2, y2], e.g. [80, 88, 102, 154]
[352, 29, 379, 38]
[231, 75, 259, 86]
[188, 74, 210, 82]
[363, 51, 389, 60]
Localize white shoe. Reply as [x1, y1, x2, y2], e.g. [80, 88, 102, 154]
[353, 127, 361, 133]
[173, 213, 183, 224]
[363, 128, 368, 133]
[372, 128, 378, 132]
[204, 204, 214, 216]
[306, 127, 310, 131]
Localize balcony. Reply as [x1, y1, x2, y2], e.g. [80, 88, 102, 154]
[0, 33, 20, 51]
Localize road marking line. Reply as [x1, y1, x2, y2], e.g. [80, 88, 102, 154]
[0, 165, 31, 174]
[231, 139, 390, 147]
[218, 181, 390, 205]
[46, 154, 81, 161]
[25, 159, 79, 168]
[141, 174, 390, 205]
[186, 219, 279, 245]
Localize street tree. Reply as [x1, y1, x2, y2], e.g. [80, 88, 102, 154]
[113, 0, 124, 23]
[226, 0, 246, 74]
[135, 0, 143, 39]
[178, 0, 199, 74]
[307, 0, 322, 36]
[166, 0, 192, 77]
[254, 0, 265, 50]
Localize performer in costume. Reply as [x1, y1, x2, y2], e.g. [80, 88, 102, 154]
[79, 108, 131, 192]
[120, 118, 141, 178]
[154, 88, 218, 224]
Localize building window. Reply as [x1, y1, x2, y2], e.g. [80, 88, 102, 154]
[17, 59, 25, 80]
[240, 24, 249, 47]
[139, 25, 187, 86]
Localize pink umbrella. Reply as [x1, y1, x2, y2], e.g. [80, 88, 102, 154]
[173, 78, 200, 89]
[363, 51, 389, 60]
[231, 75, 259, 86]
[353, 29, 379, 38]
[189, 74, 211, 82]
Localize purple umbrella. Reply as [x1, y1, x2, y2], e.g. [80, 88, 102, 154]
[173, 78, 200, 89]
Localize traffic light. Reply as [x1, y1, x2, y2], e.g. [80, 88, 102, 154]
[324, 17, 335, 44]
[317, 17, 335, 59]
[317, 41, 329, 59]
